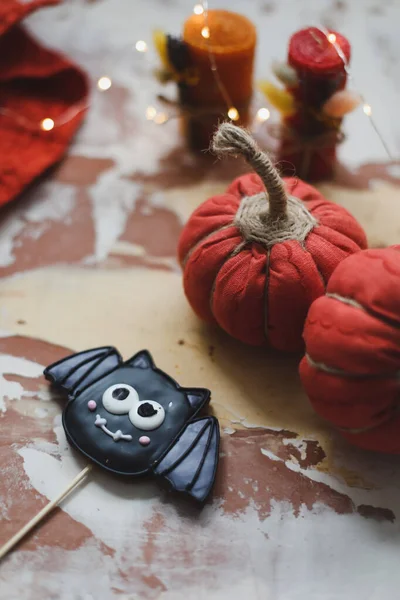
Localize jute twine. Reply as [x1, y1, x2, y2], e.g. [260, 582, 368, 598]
[212, 123, 318, 248]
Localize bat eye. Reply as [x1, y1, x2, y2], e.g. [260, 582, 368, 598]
[102, 384, 138, 415]
[129, 401, 165, 431]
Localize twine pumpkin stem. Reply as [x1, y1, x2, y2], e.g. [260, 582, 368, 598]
[212, 122, 288, 221]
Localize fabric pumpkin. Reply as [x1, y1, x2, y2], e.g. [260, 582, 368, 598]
[178, 123, 367, 351]
[300, 246, 400, 453]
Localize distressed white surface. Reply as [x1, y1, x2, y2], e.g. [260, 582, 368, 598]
[0, 543, 120, 600]
[3, 345, 399, 599]
[0, 1, 399, 598]
[0, 354, 44, 412]
[0, 182, 76, 268]
[88, 176, 140, 263]
[5, 313, 400, 598]
[23, 182, 76, 224]
[17, 422, 400, 600]
[0, 219, 26, 268]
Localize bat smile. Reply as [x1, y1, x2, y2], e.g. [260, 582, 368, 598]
[95, 414, 132, 442]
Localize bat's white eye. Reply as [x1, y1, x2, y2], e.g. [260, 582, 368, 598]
[129, 401, 165, 431]
[102, 384, 139, 415]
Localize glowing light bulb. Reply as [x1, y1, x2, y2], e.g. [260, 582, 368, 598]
[41, 118, 55, 131]
[193, 4, 204, 14]
[227, 107, 239, 121]
[97, 76, 112, 91]
[135, 40, 148, 52]
[327, 33, 337, 44]
[256, 107, 271, 122]
[363, 103, 372, 116]
[146, 106, 157, 120]
[201, 26, 210, 39]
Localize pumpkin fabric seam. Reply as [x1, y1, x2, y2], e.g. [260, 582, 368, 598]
[181, 223, 233, 268]
[337, 411, 399, 434]
[305, 353, 400, 380]
[326, 292, 400, 330]
[302, 244, 327, 288]
[209, 241, 247, 317]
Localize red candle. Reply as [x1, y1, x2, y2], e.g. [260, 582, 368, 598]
[278, 27, 351, 181]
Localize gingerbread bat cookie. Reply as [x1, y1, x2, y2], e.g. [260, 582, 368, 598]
[44, 347, 220, 502]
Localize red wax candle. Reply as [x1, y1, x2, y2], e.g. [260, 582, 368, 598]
[278, 27, 351, 181]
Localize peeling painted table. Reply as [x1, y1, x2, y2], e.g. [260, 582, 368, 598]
[1, 1, 400, 599]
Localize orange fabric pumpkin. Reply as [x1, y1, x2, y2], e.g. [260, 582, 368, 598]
[178, 124, 367, 351]
[300, 246, 400, 453]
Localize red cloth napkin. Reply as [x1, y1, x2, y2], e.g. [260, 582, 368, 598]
[0, 0, 88, 207]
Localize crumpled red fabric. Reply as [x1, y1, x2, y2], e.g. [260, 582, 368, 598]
[0, 0, 88, 207]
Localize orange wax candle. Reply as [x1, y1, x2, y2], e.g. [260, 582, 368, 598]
[182, 10, 256, 148]
[183, 10, 256, 108]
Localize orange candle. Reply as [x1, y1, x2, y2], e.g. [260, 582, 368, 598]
[182, 10, 256, 149]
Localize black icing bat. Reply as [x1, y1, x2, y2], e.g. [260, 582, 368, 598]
[44, 347, 220, 502]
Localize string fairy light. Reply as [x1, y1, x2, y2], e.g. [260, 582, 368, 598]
[227, 107, 239, 121]
[320, 25, 393, 160]
[41, 118, 55, 131]
[97, 76, 112, 91]
[146, 106, 157, 120]
[135, 40, 148, 53]
[143, 0, 241, 126]
[0, 100, 88, 133]
[256, 107, 270, 122]
[200, 0, 240, 122]
[146, 2, 270, 126]
[153, 112, 168, 124]
[363, 103, 372, 117]
[0, 32, 150, 134]
[147, 10, 394, 154]
[0, 5, 391, 156]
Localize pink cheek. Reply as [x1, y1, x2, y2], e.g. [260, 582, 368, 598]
[139, 436, 151, 446]
[88, 400, 97, 411]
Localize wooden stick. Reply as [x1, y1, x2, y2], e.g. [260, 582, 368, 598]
[0, 464, 92, 562]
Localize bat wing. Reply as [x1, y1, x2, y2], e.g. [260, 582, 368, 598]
[44, 346, 122, 398]
[153, 416, 220, 502]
